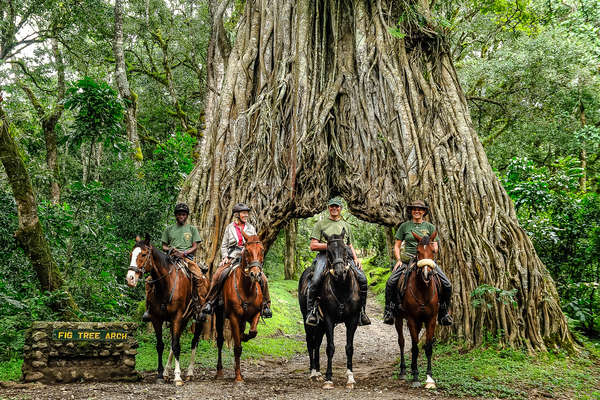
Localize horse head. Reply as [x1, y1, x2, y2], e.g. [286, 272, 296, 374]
[126, 234, 152, 287]
[411, 230, 437, 285]
[241, 230, 264, 283]
[324, 228, 350, 282]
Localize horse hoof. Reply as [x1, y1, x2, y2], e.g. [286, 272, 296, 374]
[174, 379, 184, 387]
[424, 382, 437, 389]
[155, 377, 165, 384]
[411, 381, 421, 388]
[399, 374, 407, 381]
[322, 381, 334, 389]
[346, 382, 354, 389]
[235, 379, 244, 385]
[215, 371, 224, 380]
[185, 375, 194, 382]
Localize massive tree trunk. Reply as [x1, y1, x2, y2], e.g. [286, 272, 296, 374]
[113, 0, 142, 163]
[181, 0, 574, 351]
[0, 99, 77, 319]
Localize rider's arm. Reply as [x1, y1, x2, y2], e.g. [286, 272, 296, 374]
[183, 241, 197, 256]
[220, 225, 232, 260]
[310, 238, 327, 252]
[393, 239, 403, 270]
[348, 244, 361, 269]
[162, 242, 171, 252]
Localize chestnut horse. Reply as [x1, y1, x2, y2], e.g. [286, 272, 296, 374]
[215, 231, 264, 383]
[298, 229, 361, 389]
[394, 231, 440, 389]
[126, 235, 209, 385]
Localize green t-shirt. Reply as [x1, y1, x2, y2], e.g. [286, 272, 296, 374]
[395, 220, 438, 258]
[161, 223, 201, 251]
[310, 217, 354, 245]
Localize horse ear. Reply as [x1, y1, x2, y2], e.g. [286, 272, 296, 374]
[144, 233, 151, 246]
[430, 231, 437, 242]
[135, 235, 141, 242]
[322, 231, 330, 242]
[411, 231, 422, 242]
[341, 227, 346, 238]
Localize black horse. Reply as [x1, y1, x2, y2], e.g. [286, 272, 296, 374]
[299, 229, 361, 389]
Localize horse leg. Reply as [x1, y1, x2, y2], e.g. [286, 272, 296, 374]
[395, 317, 407, 380]
[151, 319, 165, 383]
[407, 318, 421, 387]
[186, 321, 202, 380]
[424, 317, 437, 389]
[163, 348, 173, 382]
[242, 313, 259, 342]
[344, 319, 358, 389]
[322, 318, 335, 389]
[229, 317, 244, 383]
[170, 316, 184, 386]
[313, 327, 324, 381]
[215, 308, 225, 379]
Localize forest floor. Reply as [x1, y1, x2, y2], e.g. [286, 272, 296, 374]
[0, 283, 598, 399]
[0, 293, 442, 399]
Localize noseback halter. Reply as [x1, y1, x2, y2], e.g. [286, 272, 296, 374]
[327, 237, 349, 275]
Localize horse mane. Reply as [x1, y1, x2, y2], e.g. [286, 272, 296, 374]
[150, 246, 172, 270]
[420, 235, 431, 246]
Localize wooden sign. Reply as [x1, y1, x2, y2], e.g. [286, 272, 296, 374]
[52, 329, 128, 341]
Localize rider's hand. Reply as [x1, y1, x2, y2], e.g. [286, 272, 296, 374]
[354, 259, 362, 270]
[393, 260, 402, 271]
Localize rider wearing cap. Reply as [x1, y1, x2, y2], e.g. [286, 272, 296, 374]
[142, 203, 205, 322]
[305, 198, 371, 327]
[201, 203, 272, 318]
[382, 200, 453, 326]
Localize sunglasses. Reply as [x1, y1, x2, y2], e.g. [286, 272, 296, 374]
[329, 205, 341, 208]
[411, 208, 426, 212]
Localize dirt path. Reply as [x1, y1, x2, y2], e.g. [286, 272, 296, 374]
[0, 293, 441, 400]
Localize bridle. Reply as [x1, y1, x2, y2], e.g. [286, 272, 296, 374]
[129, 246, 153, 275]
[240, 240, 264, 276]
[327, 238, 349, 276]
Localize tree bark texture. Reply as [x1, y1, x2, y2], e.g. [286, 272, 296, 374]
[284, 218, 298, 280]
[181, 0, 574, 351]
[113, 0, 142, 163]
[0, 100, 77, 319]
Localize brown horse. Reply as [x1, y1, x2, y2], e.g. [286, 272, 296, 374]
[394, 231, 440, 389]
[215, 231, 264, 383]
[126, 235, 209, 385]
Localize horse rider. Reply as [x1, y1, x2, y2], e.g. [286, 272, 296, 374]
[382, 200, 453, 326]
[201, 203, 272, 318]
[142, 202, 206, 322]
[305, 198, 371, 327]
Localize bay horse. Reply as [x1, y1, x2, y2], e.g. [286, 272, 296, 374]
[215, 231, 264, 383]
[298, 229, 361, 389]
[126, 235, 209, 385]
[394, 231, 440, 389]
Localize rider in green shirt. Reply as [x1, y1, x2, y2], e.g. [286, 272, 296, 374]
[382, 200, 453, 326]
[305, 198, 371, 326]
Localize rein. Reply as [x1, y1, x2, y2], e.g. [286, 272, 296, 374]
[129, 246, 180, 305]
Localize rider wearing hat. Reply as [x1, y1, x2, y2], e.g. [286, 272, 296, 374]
[305, 197, 371, 327]
[201, 203, 272, 318]
[142, 203, 205, 322]
[382, 200, 453, 326]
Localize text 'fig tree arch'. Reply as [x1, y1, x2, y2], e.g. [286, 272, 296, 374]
[181, 0, 573, 351]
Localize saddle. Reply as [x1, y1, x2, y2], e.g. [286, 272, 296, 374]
[396, 259, 442, 310]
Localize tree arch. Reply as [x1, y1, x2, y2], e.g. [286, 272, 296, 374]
[181, 0, 574, 351]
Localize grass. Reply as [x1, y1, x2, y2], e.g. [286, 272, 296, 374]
[0, 359, 22, 381]
[136, 279, 305, 372]
[396, 338, 600, 399]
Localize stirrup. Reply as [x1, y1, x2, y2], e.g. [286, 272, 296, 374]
[261, 304, 273, 319]
[439, 313, 453, 326]
[382, 308, 394, 325]
[305, 308, 319, 326]
[142, 310, 151, 322]
[359, 310, 371, 326]
[201, 301, 214, 316]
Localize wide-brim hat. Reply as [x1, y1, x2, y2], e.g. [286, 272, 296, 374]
[406, 200, 429, 216]
[328, 197, 343, 207]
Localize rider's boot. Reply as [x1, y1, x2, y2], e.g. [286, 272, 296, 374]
[259, 275, 272, 318]
[383, 302, 395, 325]
[359, 305, 371, 326]
[305, 284, 319, 326]
[436, 266, 453, 326]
